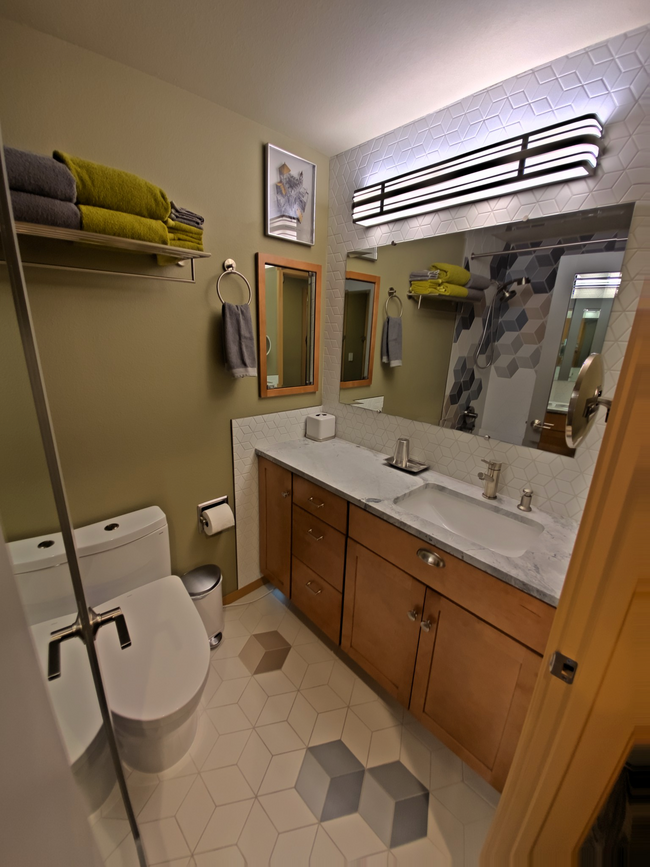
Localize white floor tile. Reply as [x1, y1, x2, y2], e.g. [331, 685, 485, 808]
[430, 747, 463, 791]
[350, 853, 389, 867]
[176, 777, 215, 852]
[220, 619, 251, 638]
[195, 847, 245, 866]
[194, 800, 254, 853]
[352, 700, 400, 733]
[367, 726, 402, 768]
[462, 764, 501, 809]
[211, 636, 248, 659]
[350, 678, 380, 706]
[206, 704, 252, 735]
[258, 749, 307, 795]
[260, 788, 319, 832]
[202, 667, 224, 707]
[288, 693, 318, 744]
[104, 833, 141, 867]
[256, 691, 297, 726]
[293, 623, 322, 646]
[207, 678, 250, 708]
[201, 766, 255, 805]
[309, 708, 347, 746]
[105, 781, 157, 820]
[157, 752, 199, 781]
[310, 826, 345, 866]
[140, 818, 191, 864]
[238, 677, 268, 725]
[301, 660, 335, 689]
[329, 661, 356, 704]
[237, 730, 272, 792]
[403, 721, 447, 754]
[283, 647, 309, 687]
[400, 727, 431, 788]
[255, 669, 297, 696]
[257, 720, 306, 754]
[464, 818, 493, 867]
[427, 794, 465, 866]
[341, 707, 372, 765]
[212, 658, 251, 681]
[270, 825, 318, 866]
[294, 641, 333, 664]
[238, 800, 278, 866]
[138, 776, 196, 823]
[322, 814, 386, 861]
[202, 731, 251, 771]
[189, 713, 219, 770]
[302, 684, 347, 713]
[432, 783, 496, 825]
[277, 610, 302, 645]
[252, 612, 284, 633]
[391, 837, 446, 865]
[91, 817, 132, 861]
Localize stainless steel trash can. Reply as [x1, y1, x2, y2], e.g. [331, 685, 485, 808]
[181, 565, 224, 650]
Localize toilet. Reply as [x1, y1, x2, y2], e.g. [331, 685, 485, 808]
[9, 507, 210, 786]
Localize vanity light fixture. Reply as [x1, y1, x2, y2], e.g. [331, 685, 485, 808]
[352, 114, 603, 226]
[571, 271, 622, 300]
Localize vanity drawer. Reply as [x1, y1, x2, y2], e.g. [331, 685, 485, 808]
[293, 476, 348, 533]
[292, 506, 346, 592]
[348, 505, 553, 655]
[291, 557, 342, 644]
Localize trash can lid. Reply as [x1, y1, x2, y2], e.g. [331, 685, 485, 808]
[181, 564, 222, 597]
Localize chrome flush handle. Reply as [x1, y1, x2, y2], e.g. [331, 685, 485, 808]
[47, 605, 132, 681]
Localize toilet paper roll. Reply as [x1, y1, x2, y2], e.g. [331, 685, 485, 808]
[202, 503, 235, 535]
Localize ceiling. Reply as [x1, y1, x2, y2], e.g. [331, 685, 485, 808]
[0, 0, 647, 156]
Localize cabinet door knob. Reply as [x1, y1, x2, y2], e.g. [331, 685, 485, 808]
[420, 618, 433, 632]
[407, 609, 418, 622]
[281, 491, 290, 498]
[308, 529, 324, 541]
[305, 580, 323, 596]
[308, 496, 325, 509]
[417, 548, 445, 568]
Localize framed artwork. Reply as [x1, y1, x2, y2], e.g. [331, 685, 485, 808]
[266, 144, 316, 246]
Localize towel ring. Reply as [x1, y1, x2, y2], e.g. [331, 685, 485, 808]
[385, 287, 403, 318]
[216, 259, 253, 306]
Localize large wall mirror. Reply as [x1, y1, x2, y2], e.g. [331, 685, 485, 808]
[339, 203, 634, 457]
[340, 272, 380, 389]
[257, 254, 321, 397]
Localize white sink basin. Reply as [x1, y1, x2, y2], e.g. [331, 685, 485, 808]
[393, 484, 544, 557]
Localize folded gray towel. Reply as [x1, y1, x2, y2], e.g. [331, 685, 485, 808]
[11, 190, 81, 230]
[409, 270, 440, 281]
[5, 146, 77, 202]
[466, 273, 492, 290]
[223, 302, 257, 378]
[171, 201, 204, 227]
[381, 316, 402, 367]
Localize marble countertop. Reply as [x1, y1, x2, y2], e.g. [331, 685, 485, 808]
[256, 438, 579, 607]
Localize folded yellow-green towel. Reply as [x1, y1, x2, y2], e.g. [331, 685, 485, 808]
[79, 205, 169, 245]
[54, 151, 171, 221]
[166, 218, 203, 239]
[430, 263, 471, 287]
[410, 280, 468, 298]
[168, 237, 204, 252]
[169, 232, 203, 245]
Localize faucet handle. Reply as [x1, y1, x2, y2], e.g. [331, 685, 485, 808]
[481, 458, 503, 471]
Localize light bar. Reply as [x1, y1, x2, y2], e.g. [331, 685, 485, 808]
[571, 271, 621, 300]
[352, 115, 603, 227]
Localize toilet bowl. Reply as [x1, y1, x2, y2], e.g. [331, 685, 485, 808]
[12, 507, 211, 782]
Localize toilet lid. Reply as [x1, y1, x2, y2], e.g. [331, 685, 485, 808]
[95, 575, 210, 724]
[31, 613, 103, 767]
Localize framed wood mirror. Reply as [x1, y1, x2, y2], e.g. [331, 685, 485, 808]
[340, 271, 381, 389]
[256, 253, 322, 398]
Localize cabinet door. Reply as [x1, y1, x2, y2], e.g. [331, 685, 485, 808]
[258, 457, 292, 596]
[411, 589, 541, 791]
[342, 541, 426, 705]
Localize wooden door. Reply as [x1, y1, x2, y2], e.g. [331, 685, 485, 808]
[258, 456, 292, 596]
[342, 540, 426, 705]
[411, 589, 541, 791]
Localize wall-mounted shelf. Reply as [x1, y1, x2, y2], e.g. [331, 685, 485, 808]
[407, 289, 468, 309]
[1, 222, 211, 283]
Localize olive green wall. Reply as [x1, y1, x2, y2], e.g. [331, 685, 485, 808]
[0, 19, 329, 594]
[340, 233, 466, 424]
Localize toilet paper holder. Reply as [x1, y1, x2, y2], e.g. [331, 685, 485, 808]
[197, 496, 229, 534]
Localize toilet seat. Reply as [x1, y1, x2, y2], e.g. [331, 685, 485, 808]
[95, 575, 210, 726]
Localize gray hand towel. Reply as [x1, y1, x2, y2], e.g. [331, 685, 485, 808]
[466, 273, 493, 290]
[381, 316, 402, 367]
[5, 146, 77, 202]
[11, 190, 81, 230]
[223, 302, 257, 378]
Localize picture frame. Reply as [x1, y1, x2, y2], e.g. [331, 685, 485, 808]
[266, 144, 316, 247]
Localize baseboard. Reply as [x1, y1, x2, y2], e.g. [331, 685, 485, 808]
[223, 576, 268, 605]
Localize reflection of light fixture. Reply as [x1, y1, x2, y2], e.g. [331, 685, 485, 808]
[352, 115, 603, 227]
[572, 271, 622, 299]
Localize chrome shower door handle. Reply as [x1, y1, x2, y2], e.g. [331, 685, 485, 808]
[95, 606, 132, 650]
[47, 605, 132, 681]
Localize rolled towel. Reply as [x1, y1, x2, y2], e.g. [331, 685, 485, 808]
[4, 146, 77, 202]
[380, 316, 402, 367]
[222, 302, 257, 378]
[466, 273, 493, 290]
[11, 190, 81, 230]
[54, 151, 171, 221]
[79, 205, 169, 245]
[430, 263, 471, 286]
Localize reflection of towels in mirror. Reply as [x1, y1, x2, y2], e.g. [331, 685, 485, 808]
[381, 317, 402, 367]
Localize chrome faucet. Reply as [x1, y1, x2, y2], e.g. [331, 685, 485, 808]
[517, 487, 533, 512]
[478, 459, 503, 499]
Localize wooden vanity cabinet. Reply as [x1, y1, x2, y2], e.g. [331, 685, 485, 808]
[258, 457, 292, 595]
[411, 589, 542, 791]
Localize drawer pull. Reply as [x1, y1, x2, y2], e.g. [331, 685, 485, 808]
[281, 491, 290, 498]
[305, 580, 323, 596]
[407, 609, 418, 622]
[420, 618, 433, 632]
[308, 496, 325, 509]
[308, 529, 324, 541]
[417, 548, 445, 568]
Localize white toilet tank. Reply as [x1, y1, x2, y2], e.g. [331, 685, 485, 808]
[9, 507, 171, 624]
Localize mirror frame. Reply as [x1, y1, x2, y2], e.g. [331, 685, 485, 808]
[340, 271, 381, 390]
[256, 252, 322, 398]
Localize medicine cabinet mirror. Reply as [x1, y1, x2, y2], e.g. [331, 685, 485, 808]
[338, 202, 635, 457]
[257, 253, 321, 398]
[340, 272, 380, 389]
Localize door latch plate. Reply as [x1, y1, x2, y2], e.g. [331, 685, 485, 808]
[549, 650, 578, 684]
